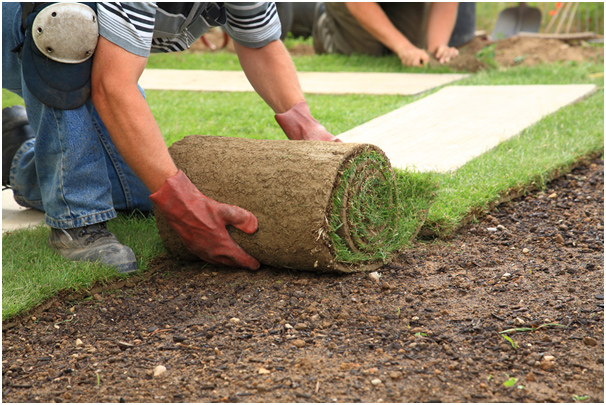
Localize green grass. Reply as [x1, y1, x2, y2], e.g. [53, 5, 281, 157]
[2, 43, 603, 321]
[327, 150, 438, 264]
[475, 2, 604, 36]
[2, 214, 164, 320]
[147, 47, 457, 73]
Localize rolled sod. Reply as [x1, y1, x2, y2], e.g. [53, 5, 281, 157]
[155, 135, 430, 273]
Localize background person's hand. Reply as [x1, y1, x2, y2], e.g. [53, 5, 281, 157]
[150, 170, 260, 270]
[433, 44, 459, 64]
[396, 46, 430, 67]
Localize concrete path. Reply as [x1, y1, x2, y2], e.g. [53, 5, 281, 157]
[338, 84, 597, 172]
[2, 188, 45, 233]
[139, 69, 469, 95]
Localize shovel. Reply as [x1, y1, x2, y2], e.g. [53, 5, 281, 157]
[489, 2, 542, 40]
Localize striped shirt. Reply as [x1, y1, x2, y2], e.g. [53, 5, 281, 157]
[97, 2, 281, 57]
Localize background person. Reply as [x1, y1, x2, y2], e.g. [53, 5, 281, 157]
[312, 2, 476, 67]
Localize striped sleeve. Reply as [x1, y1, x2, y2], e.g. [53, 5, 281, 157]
[223, 2, 281, 48]
[97, 2, 156, 57]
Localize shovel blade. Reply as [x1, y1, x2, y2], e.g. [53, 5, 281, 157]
[490, 4, 542, 41]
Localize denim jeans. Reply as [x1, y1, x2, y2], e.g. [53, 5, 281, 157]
[2, 3, 153, 229]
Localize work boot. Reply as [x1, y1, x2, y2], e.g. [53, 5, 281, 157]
[48, 222, 138, 273]
[3, 106, 35, 188]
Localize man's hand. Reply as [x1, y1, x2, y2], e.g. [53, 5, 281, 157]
[433, 44, 459, 64]
[396, 45, 431, 67]
[275, 101, 342, 142]
[150, 170, 260, 270]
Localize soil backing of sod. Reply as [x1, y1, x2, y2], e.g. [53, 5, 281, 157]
[155, 136, 434, 272]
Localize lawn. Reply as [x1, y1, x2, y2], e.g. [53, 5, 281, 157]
[2, 39, 603, 321]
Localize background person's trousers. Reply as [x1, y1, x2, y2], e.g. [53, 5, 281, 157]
[2, 2, 152, 230]
[314, 2, 476, 56]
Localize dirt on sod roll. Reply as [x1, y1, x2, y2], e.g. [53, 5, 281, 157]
[155, 135, 415, 273]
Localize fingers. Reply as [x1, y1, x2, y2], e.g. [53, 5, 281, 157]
[419, 50, 430, 66]
[210, 203, 261, 270]
[435, 45, 459, 64]
[216, 248, 261, 271]
[400, 49, 430, 67]
[220, 204, 258, 235]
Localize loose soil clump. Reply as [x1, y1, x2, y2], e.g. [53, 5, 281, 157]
[3, 158, 603, 403]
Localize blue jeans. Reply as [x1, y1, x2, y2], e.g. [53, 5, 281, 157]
[2, 3, 153, 229]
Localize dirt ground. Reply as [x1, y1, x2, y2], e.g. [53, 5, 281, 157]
[2, 32, 604, 404]
[192, 29, 604, 72]
[2, 154, 603, 403]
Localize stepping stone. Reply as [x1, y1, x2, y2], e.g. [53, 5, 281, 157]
[338, 84, 597, 172]
[2, 188, 45, 233]
[139, 69, 469, 95]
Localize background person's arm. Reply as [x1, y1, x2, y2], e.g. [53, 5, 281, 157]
[345, 2, 429, 67]
[427, 2, 460, 63]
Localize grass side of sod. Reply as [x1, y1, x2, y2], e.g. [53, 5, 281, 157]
[2, 47, 603, 320]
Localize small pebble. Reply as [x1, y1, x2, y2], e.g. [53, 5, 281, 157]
[229, 317, 240, 324]
[258, 367, 271, 375]
[497, 224, 506, 231]
[371, 378, 382, 386]
[293, 339, 306, 348]
[583, 337, 598, 347]
[294, 323, 308, 331]
[539, 361, 556, 371]
[522, 248, 530, 254]
[487, 227, 498, 232]
[75, 339, 83, 347]
[368, 272, 381, 282]
[555, 234, 565, 244]
[513, 317, 526, 326]
[153, 365, 167, 377]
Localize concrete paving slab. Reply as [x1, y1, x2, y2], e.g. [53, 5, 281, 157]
[139, 69, 469, 95]
[2, 188, 46, 233]
[337, 84, 597, 172]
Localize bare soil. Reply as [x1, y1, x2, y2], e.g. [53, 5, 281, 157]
[2, 157, 603, 403]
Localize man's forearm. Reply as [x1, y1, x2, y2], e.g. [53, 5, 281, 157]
[345, 2, 412, 54]
[92, 37, 178, 193]
[234, 40, 304, 114]
[427, 2, 458, 53]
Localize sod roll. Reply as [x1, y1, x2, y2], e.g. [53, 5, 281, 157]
[155, 135, 404, 273]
